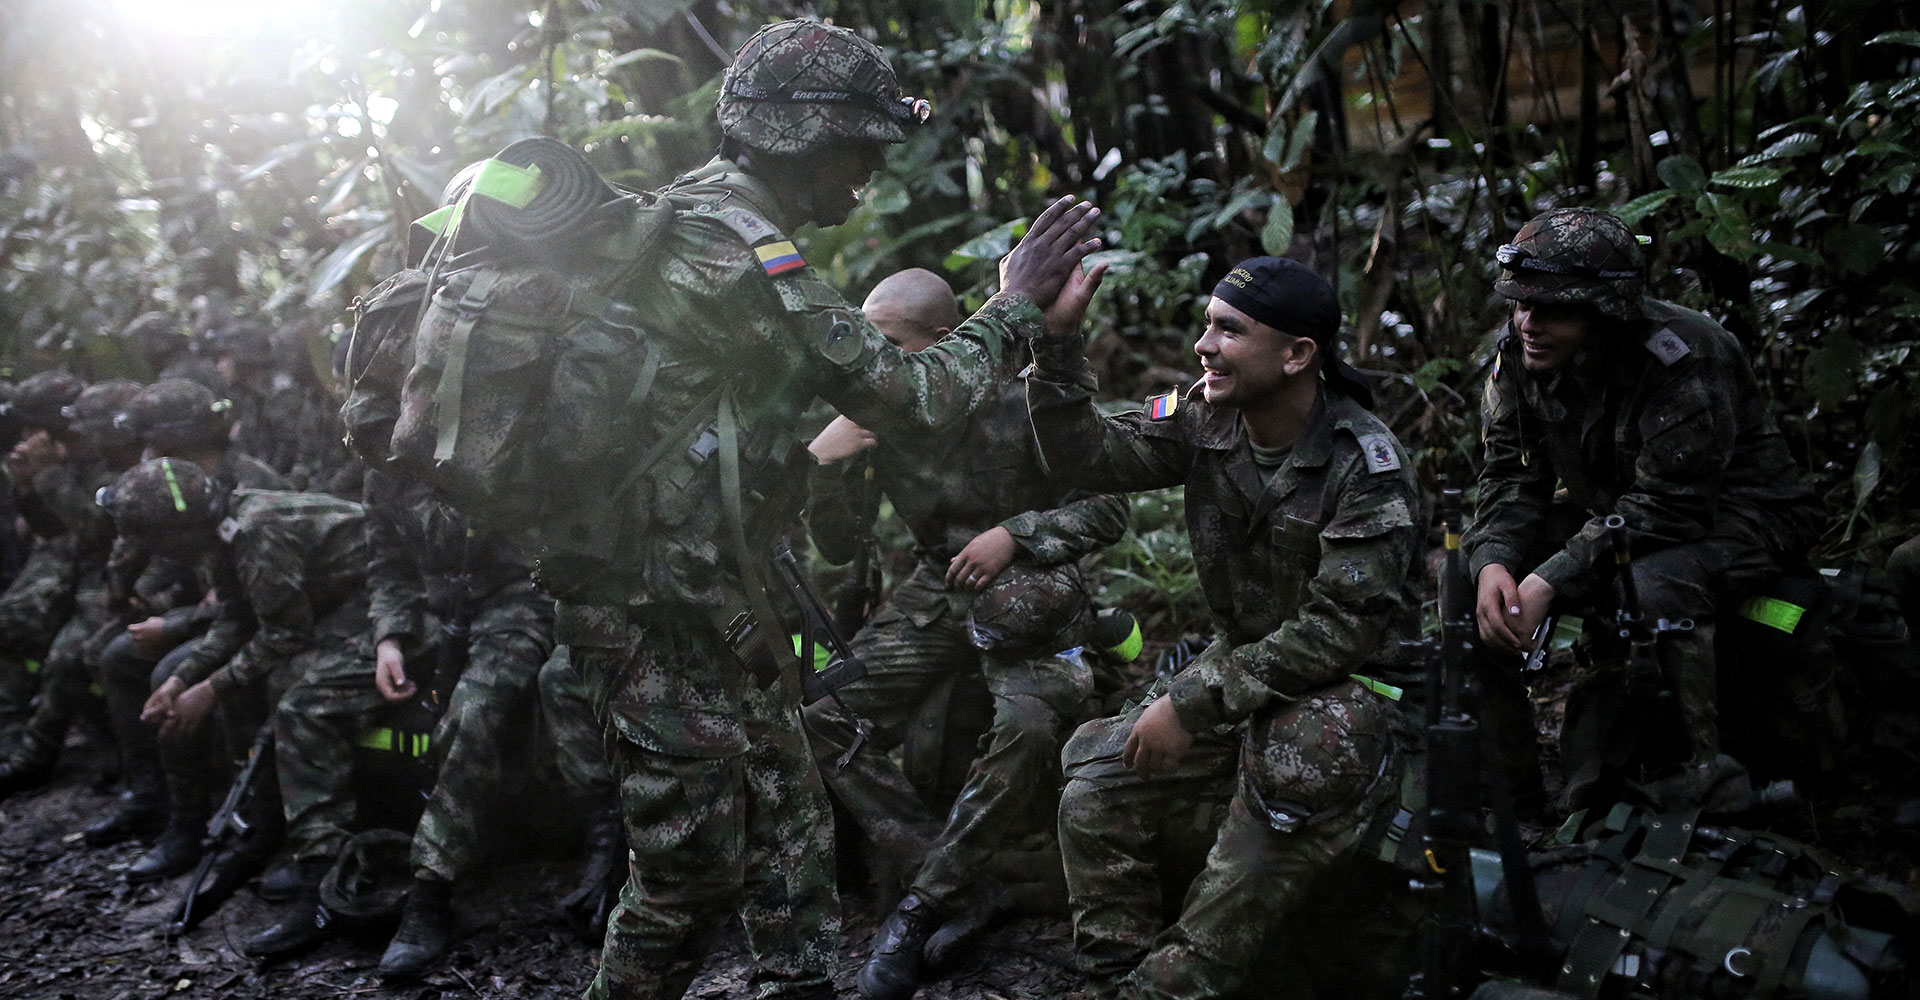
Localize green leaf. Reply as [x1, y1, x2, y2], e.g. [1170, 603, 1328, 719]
[1260, 197, 1295, 255]
[946, 218, 1027, 263]
[1709, 166, 1784, 189]
[1756, 241, 1822, 268]
[305, 226, 390, 306]
[1825, 223, 1884, 276]
[1850, 439, 1883, 519]
[1614, 189, 1677, 227]
[1803, 332, 1863, 409]
[1657, 154, 1708, 194]
[1737, 132, 1820, 166]
[1865, 29, 1920, 48]
[602, 47, 683, 72]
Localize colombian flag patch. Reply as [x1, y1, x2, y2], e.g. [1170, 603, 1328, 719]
[1146, 390, 1179, 421]
[755, 240, 806, 276]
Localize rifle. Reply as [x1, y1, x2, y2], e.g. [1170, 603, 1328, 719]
[1600, 514, 1692, 774]
[164, 720, 274, 935]
[770, 539, 868, 705]
[1404, 487, 1553, 998]
[830, 455, 882, 635]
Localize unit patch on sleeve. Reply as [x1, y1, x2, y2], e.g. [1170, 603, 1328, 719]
[754, 240, 807, 276]
[1644, 327, 1691, 366]
[1146, 390, 1180, 421]
[1356, 432, 1402, 474]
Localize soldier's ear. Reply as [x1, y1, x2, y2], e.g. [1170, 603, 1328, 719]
[1280, 332, 1318, 376]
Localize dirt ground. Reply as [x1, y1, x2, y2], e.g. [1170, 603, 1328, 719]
[0, 734, 1088, 1000]
[5, 653, 1918, 1000]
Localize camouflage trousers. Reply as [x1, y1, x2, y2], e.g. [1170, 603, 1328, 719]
[410, 584, 554, 883]
[1057, 695, 1239, 991]
[0, 538, 74, 738]
[570, 605, 839, 1000]
[273, 602, 385, 862]
[803, 564, 1091, 908]
[6, 583, 112, 767]
[1119, 681, 1400, 1000]
[538, 645, 615, 799]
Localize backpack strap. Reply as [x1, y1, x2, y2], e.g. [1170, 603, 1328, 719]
[431, 270, 501, 464]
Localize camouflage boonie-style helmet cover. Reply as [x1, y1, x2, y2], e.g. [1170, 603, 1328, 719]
[1493, 207, 1646, 321]
[2, 371, 87, 431]
[118, 378, 235, 454]
[967, 564, 1088, 659]
[103, 456, 224, 540]
[62, 379, 143, 451]
[717, 20, 928, 155]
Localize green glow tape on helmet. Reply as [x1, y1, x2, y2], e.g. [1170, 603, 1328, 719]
[1739, 596, 1806, 634]
[1105, 617, 1144, 662]
[471, 158, 545, 208]
[1350, 674, 1404, 701]
[160, 457, 188, 513]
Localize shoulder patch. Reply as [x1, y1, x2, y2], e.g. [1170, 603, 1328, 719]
[1644, 327, 1691, 366]
[1145, 390, 1180, 421]
[754, 239, 807, 277]
[1355, 432, 1402, 474]
[217, 516, 242, 543]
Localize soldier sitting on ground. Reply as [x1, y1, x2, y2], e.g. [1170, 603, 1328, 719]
[1462, 207, 1823, 814]
[801, 268, 1128, 1000]
[0, 376, 144, 798]
[106, 460, 388, 955]
[0, 372, 89, 747]
[1033, 256, 1424, 1000]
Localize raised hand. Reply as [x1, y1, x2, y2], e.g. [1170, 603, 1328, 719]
[999, 196, 1103, 311]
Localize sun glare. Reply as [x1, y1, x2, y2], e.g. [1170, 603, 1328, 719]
[110, 0, 332, 37]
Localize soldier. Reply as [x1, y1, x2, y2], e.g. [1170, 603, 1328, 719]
[1032, 257, 1423, 1000]
[541, 20, 1099, 1000]
[801, 268, 1128, 1000]
[535, 644, 626, 942]
[108, 460, 385, 956]
[0, 372, 87, 745]
[1463, 207, 1821, 812]
[92, 379, 289, 865]
[362, 468, 554, 980]
[121, 311, 223, 390]
[0, 376, 143, 797]
[203, 319, 352, 493]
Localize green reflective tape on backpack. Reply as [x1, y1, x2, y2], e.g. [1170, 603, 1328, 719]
[356, 727, 431, 758]
[1350, 673, 1403, 701]
[414, 204, 459, 235]
[472, 158, 545, 208]
[1739, 596, 1806, 634]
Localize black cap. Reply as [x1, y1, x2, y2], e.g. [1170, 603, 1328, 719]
[1211, 257, 1372, 408]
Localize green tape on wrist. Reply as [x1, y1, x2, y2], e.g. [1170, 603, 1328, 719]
[1350, 674, 1404, 701]
[1738, 595, 1806, 634]
[1107, 618, 1144, 662]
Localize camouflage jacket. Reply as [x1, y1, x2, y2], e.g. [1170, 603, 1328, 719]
[364, 468, 539, 651]
[106, 449, 289, 618]
[169, 489, 367, 694]
[807, 377, 1128, 570]
[553, 157, 1043, 639]
[1463, 298, 1821, 604]
[1027, 376, 1423, 732]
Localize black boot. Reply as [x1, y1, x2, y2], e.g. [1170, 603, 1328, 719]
[858, 892, 941, 1000]
[243, 857, 338, 959]
[128, 817, 206, 883]
[560, 800, 626, 943]
[83, 790, 166, 847]
[378, 878, 455, 981]
[256, 853, 307, 902]
[0, 736, 54, 800]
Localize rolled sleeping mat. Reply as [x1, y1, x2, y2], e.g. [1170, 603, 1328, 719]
[462, 136, 620, 252]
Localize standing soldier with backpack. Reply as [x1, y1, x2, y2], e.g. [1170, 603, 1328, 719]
[342, 20, 1100, 1000]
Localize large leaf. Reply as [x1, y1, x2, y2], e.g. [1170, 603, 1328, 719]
[602, 47, 683, 72]
[1709, 166, 1784, 189]
[305, 225, 391, 306]
[1865, 29, 1920, 48]
[1260, 197, 1295, 255]
[1803, 332, 1863, 410]
[1737, 132, 1820, 166]
[1656, 154, 1708, 194]
[944, 218, 1027, 269]
[1614, 189, 1677, 227]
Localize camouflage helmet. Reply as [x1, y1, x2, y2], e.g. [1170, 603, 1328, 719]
[1, 371, 86, 431]
[118, 378, 235, 454]
[1493, 207, 1646, 321]
[717, 20, 929, 155]
[60, 380, 143, 452]
[100, 456, 225, 541]
[966, 564, 1088, 659]
[203, 319, 273, 368]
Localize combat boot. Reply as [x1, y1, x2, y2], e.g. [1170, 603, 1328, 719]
[378, 877, 455, 981]
[560, 799, 625, 943]
[858, 891, 941, 1000]
[83, 789, 165, 847]
[0, 735, 54, 800]
[128, 812, 207, 883]
[256, 854, 307, 901]
[243, 857, 338, 959]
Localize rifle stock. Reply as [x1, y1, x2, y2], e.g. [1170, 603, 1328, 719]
[165, 720, 274, 935]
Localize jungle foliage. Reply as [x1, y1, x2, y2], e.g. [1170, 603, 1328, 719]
[2, 0, 1916, 627]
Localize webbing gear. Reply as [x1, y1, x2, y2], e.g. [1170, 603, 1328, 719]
[1738, 596, 1807, 634]
[430, 271, 499, 464]
[356, 726, 432, 758]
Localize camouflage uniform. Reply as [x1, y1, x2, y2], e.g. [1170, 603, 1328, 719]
[1028, 376, 1422, 1000]
[558, 161, 1045, 999]
[1464, 298, 1821, 790]
[363, 469, 553, 883]
[539, 645, 613, 798]
[158, 489, 379, 863]
[801, 379, 1127, 907]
